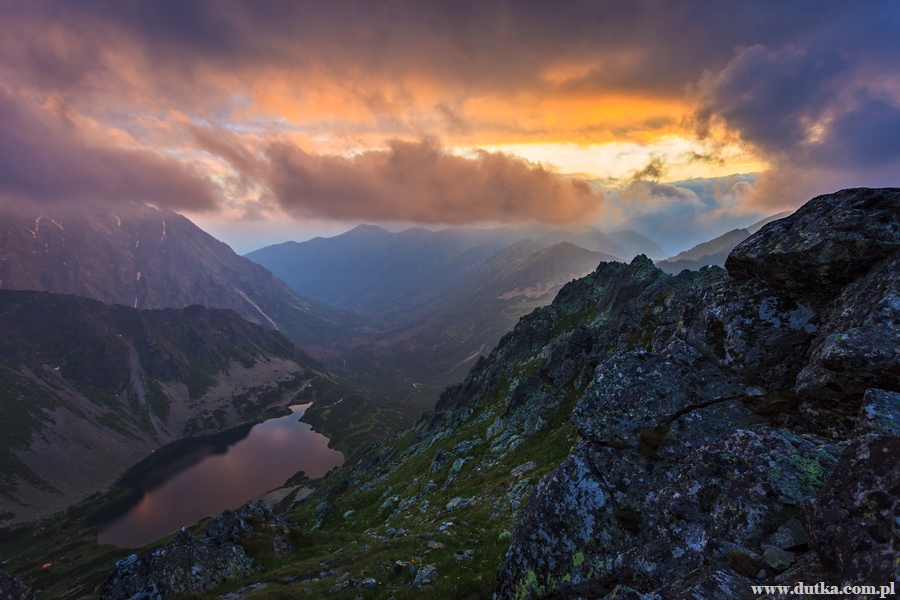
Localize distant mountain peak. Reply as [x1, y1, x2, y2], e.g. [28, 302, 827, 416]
[344, 223, 390, 236]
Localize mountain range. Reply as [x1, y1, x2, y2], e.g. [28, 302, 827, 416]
[246, 223, 659, 396]
[245, 223, 662, 316]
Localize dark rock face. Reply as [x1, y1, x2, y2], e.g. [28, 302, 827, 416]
[486, 190, 900, 597]
[97, 528, 254, 600]
[726, 187, 900, 293]
[497, 421, 839, 598]
[572, 341, 746, 448]
[0, 570, 33, 600]
[796, 250, 900, 432]
[675, 278, 822, 391]
[804, 435, 900, 584]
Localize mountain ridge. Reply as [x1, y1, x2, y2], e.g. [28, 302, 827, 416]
[0, 201, 360, 348]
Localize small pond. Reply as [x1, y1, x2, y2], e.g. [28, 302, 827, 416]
[98, 404, 342, 548]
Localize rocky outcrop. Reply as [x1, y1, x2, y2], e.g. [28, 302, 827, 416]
[796, 249, 900, 432]
[0, 570, 33, 600]
[97, 503, 288, 600]
[489, 189, 900, 598]
[97, 528, 254, 600]
[726, 187, 900, 293]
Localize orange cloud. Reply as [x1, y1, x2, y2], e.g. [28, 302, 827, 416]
[265, 138, 603, 224]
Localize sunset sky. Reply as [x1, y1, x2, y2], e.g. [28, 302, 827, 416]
[1, 1, 898, 253]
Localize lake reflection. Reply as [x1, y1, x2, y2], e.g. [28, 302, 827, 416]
[98, 404, 342, 548]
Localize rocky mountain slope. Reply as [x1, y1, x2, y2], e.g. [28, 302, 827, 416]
[288, 188, 899, 598]
[0, 290, 318, 523]
[0, 201, 359, 347]
[2, 188, 897, 599]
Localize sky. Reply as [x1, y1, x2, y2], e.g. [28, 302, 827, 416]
[0, 1, 898, 254]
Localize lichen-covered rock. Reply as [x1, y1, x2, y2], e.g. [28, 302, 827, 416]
[855, 388, 900, 436]
[573, 341, 746, 448]
[796, 250, 900, 431]
[202, 510, 253, 546]
[496, 427, 838, 599]
[673, 278, 822, 390]
[411, 564, 438, 589]
[803, 435, 900, 585]
[97, 528, 254, 600]
[201, 503, 284, 546]
[726, 187, 900, 293]
[0, 570, 33, 600]
[496, 444, 627, 599]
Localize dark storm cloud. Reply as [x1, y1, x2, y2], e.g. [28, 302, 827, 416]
[264, 138, 602, 224]
[694, 45, 848, 156]
[692, 2, 900, 208]
[814, 91, 900, 168]
[0, 0, 866, 101]
[0, 91, 217, 210]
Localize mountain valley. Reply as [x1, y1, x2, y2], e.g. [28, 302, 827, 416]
[1, 188, 897, 599]
[0, 290, 319, 523]
[247, 224, 654, 399]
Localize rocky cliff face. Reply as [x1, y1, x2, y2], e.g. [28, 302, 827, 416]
[0, 290, 317, 523]
[265, 188, 898, 599]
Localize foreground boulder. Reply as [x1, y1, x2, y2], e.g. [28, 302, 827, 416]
[726, 187, 900, 293]
[805, 433, 900, 584]
[796, 250, 900, 432]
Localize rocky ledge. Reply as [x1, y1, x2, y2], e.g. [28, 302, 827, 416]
[490, 188, 900, 598]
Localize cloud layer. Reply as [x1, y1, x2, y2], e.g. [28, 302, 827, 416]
[0, 0, 897, 246]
